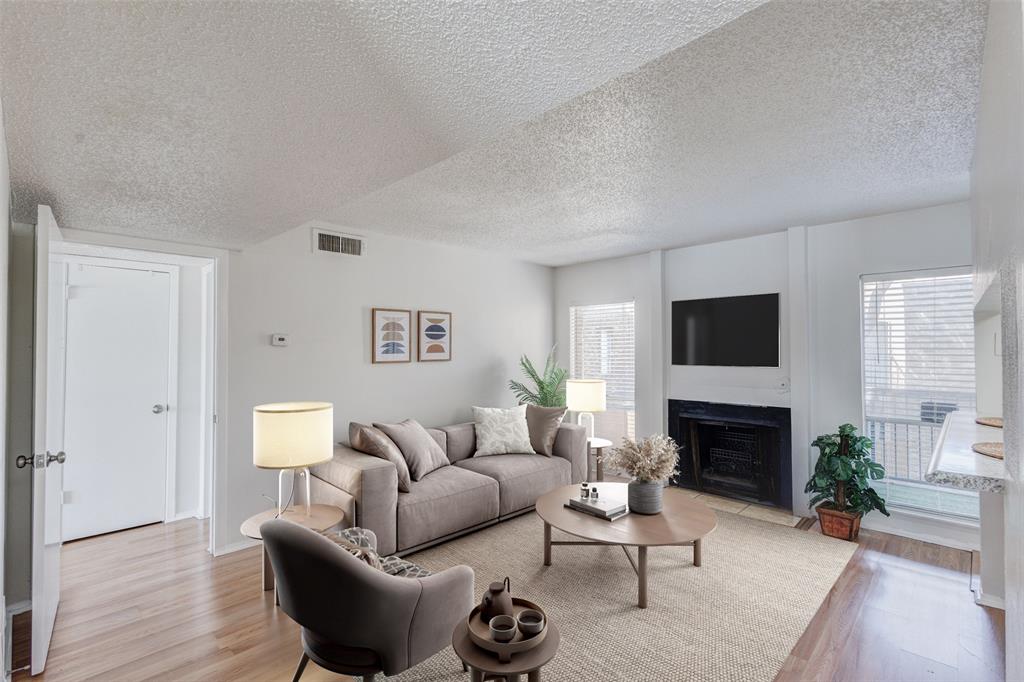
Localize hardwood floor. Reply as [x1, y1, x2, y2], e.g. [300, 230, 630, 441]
[13, 520, 341, 682]
[13, 517, 1004, 682]
[776, 526, 1005, 682]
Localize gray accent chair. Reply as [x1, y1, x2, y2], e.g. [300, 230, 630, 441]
[261, 519, 474, 681]
[311, 421, 588, 556]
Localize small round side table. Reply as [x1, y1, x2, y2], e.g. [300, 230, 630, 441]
[587, 437, 613, 481]
[452, 620, 560, 682]
[240, 504, 344, 603]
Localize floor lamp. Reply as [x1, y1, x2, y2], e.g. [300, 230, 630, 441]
[566, 379, 606, 439]
[253, 402, 334, 515]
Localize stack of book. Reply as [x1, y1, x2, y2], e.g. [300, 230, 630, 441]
[565, 495, 629, 521]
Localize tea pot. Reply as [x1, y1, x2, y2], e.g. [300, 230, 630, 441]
[479, 576, 513, 623]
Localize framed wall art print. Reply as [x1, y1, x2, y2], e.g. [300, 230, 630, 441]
[372, 308, 412, 363]
[417, 311, 452, 362]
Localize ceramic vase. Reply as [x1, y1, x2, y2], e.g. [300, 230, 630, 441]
[628, 479, 664, 514]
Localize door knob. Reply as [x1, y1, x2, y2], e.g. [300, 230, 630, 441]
[15, 455, 30, 468]
[152, 404, 166, 414]
[47, 451, 66, 466]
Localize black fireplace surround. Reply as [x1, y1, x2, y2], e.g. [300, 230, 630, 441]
[668, 399, 792, 510]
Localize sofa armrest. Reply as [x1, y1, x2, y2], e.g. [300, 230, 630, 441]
[408, 564, 475, 669]
[552, 423, 587, 483]
[311, 445, 399, 555]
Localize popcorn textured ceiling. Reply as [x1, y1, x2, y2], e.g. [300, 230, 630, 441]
[0, 0, 766, 249]
[331, 0, 988, 265]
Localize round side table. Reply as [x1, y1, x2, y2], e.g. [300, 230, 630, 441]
[240, 504, 344, 603]
[452, 620, 560, 682]
[587, 437, 613, 481]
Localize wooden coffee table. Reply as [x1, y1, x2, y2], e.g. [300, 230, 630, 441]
[535, 482, 716, 609]
[452, 619, 560, 682]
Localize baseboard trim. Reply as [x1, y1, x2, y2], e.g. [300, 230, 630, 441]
[4, 601, 30, 617]
[861, 507, 979, 551]
[213, 538, 259, 557]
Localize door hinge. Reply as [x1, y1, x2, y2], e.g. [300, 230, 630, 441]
[212, 414, 218, 424]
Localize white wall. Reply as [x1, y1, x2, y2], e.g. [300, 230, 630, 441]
[971, 0, 1024, 678]
[805, 202, 976, 544]
[664, 232, 791, 408]
[806, 203, 973, 438]
[553, 251, 664, 439]
[217, 226, 554, 551]
[175, 263, 206, 518]
[552, 203, 974, 531]
[0, 85, 11, 671]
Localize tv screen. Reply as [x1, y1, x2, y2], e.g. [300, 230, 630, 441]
[672, 293, 780, 367]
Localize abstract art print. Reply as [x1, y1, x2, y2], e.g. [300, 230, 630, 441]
[418, 311, 452, 362]
[372, 308, 412, 363]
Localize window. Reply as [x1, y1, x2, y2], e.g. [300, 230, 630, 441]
[569, 302, 636, 444]
[861, 268, 978, 519]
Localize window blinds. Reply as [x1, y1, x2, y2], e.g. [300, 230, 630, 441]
[861, 269, 976, 424]
[569, 302, 636, 442]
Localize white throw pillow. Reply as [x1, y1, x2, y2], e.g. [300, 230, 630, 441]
[472, 405, 535, 456]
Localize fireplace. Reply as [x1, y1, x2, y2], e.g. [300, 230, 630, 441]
[668, 400, 791, 509]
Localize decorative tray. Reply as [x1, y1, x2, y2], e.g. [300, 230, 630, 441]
[467, 597, 547, 662]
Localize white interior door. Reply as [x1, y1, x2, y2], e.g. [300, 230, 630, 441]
[61, 261, 172, 541]
[31, 206, 64, 674]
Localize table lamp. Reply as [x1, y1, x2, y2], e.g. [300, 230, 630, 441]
[566, 379, 606, 439]
[253, 401, 334, 515]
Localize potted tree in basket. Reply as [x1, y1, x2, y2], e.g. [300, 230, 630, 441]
[605, 434, 680, 515]
[805, 423, 889, 540]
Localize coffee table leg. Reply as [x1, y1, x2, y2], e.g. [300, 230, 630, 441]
[694, 538, 702, 567]
[638, 546, 648, 609]
[543, 522, 551, 566]
[470, 668, 484, 682]
[528, 669, 541, 682]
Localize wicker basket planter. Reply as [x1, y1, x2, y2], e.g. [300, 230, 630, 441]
[816, 504, 862, 541]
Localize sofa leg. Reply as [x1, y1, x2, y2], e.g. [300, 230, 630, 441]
[292, 652, 309, 682]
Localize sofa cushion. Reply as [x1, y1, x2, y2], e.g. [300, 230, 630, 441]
[374, 419, 450, 481]
[456, 454, 571, 516]
[349, 423, 412, 492]
[472, 405, 534, 456]
[441, 423, 476, 462]
[525, 405, 567, 456]
[397, 466, 498, 551]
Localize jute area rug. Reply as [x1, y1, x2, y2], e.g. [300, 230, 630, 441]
[388, 510, 856, 681]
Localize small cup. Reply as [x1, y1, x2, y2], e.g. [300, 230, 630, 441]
[517, 609, 545, 637]
[489, 614, 518, 643]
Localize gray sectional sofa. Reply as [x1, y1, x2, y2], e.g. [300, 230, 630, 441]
[310, 421, 587, 556]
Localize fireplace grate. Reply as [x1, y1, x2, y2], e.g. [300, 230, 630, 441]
[708, 447, 754, 477]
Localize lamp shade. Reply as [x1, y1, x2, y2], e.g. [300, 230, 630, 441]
[253, 402, 334, 469]
[566, 379, 606, 413]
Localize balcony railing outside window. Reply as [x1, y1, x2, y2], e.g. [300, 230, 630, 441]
[861, 269, 978, 519]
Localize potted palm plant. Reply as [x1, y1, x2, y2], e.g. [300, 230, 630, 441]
[508, 346, 567, 407]
[805, 423, 889, 540]
[605, 434, 680, 514]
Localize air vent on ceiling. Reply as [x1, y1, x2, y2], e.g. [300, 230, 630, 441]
[312, 228, 364, 256]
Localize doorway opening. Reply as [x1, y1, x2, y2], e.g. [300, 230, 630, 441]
[50, 243, 218, 545]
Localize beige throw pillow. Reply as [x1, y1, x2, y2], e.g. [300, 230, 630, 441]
[374, 419, 450, 481]
[473, 405, 535, 456]
[349, 422, 413, 492]
[525, 405, 567, 456]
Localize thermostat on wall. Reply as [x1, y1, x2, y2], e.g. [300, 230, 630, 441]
[271, 333, 290, 347]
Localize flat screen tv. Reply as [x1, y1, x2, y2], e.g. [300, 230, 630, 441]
[671, 293, 780, 367]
